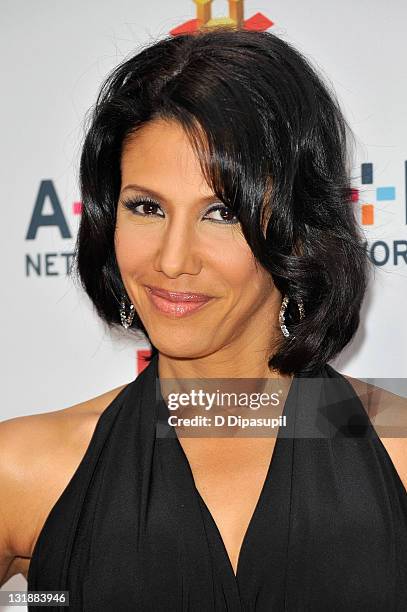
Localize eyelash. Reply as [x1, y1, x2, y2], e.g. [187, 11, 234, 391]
[121, 197, 239, 225]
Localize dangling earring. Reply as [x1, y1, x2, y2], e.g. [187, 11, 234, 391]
[120, 294, 135, 329]
[279, 295, 305, 338]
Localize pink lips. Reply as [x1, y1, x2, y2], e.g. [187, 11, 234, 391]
[145, 285, 213, 317]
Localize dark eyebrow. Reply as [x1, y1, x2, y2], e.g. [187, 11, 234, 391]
[120, 183, 220, 206]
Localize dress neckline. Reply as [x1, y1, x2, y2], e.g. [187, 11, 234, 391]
[153, 353, 301, 583]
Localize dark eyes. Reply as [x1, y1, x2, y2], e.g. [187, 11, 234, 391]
[121, 197, 239, 225]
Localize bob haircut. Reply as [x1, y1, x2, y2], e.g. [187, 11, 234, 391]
[72, 27, 373, 376]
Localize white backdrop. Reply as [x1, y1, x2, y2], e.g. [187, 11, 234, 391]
[1, 0, 407, 606]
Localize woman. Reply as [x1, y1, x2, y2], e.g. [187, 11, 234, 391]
[1, 27, 406, 611]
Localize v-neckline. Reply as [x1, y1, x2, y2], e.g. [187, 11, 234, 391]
[194, 451, 277, 579]
[155, 359, 300, 582]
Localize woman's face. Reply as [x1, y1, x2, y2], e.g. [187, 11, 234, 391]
[115, 118, 281, 361]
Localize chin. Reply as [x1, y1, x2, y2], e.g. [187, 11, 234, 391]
[150, 337, 212, 360]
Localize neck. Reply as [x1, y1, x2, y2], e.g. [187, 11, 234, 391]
[156, 348, 291, 381]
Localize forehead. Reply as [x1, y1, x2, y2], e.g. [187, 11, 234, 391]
[120, 118, 214, 199]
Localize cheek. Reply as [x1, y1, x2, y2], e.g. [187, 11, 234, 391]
[216, 239, 270, 294]
[114, 222, 153, 276]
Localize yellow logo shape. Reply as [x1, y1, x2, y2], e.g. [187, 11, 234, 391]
[195, 0, 244, 30]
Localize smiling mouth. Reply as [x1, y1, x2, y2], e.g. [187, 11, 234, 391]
[145, 286, 214, 318]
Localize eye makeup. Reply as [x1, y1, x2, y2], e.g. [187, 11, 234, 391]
[121, 196, 239, 225]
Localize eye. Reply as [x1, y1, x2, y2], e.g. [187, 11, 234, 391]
[204, 205, 239, 225]
[122, 197, 164, 218]
[121, 197, 239, 225]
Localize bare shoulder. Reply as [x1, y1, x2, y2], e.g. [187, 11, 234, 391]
[342, 373, 407, 493]
[0, 382, 129, 586]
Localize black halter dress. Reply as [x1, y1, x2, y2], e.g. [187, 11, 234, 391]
[27, 354, 407, 611]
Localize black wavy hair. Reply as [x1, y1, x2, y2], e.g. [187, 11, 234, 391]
[71, 26, 373, 376]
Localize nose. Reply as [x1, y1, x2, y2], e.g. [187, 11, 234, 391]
[153, 216, 202, 278]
